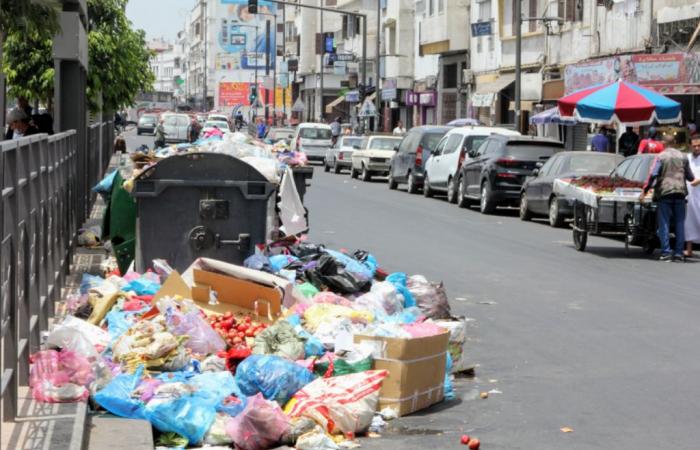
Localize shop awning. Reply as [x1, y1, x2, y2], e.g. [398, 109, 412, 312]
[472, 74, 515, 107]
[325, 95, 345, 114]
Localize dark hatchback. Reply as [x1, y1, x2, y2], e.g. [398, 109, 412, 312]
[458, 135, 564, 214]
[388, 126, 451, 193]
[519, 151, 624, 227]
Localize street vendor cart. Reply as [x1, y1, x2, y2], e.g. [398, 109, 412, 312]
[554, 179, 657, 254]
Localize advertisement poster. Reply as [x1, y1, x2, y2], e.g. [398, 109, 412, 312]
[217, 0, 276, 72]
[219, 82, 291, 108]
[631, 53, 683, 85]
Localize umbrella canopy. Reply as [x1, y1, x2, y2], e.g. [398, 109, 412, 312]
[447, 118, 481, 126]
[529, 107, 577, 125]
[558, 80, 681, 126]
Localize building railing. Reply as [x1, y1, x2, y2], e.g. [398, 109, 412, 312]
[0, 121, 113, 423]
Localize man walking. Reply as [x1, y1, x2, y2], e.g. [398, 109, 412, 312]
[684, 136, 700, 257]
[330, 116, 341, 145]
[642, 134, 700, 261]
[619, 126, 640, 157]
[154, 119, 167, 149]
[591, 127, 609, 152]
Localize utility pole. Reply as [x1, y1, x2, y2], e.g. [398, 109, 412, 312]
[283, 4, 287, 121]
[375, 0, 381, 131]
[202, 0, 208, 111]
[319, 0, 324, 122]
[514, 0, 521, 133]
[265, 19, 271, 121]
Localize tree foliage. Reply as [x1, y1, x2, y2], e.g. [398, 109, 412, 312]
[0, 0, 60, 37]
[2, 0, 154, 112]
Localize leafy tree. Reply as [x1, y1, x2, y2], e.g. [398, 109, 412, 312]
[2, 0, 154, 112]
[0, 0, 60, 37]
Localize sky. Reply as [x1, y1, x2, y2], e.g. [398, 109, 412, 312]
[125, 0, 197, 42]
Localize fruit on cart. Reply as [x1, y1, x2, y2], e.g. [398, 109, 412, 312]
[570, 175, 644, 193]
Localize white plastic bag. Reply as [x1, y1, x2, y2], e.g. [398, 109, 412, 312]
[46, 315, 111, 358]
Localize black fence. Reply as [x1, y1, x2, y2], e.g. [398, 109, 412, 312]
[0, 121, 113, 422]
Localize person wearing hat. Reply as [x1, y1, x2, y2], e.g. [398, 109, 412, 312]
[5, 108, 39, 140]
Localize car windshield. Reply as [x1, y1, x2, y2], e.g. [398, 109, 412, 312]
[140, 115, 157, 123]
[505, 143, 562, 158]
[300, 128, 332, 139]
[421, 132, 446, 151]
[464, 135, 488, 152]
[342, 137, 362, 148]
[568, 154, 621, 174]
[270, 129, 293, 139]
[368, 137, 401, 150]
[205, 121, 229, 129]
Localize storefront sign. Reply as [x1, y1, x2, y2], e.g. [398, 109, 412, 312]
[419, 92, 436, 106]
[471, 92, 495, 107]
[381, 88, 397, 101]
[565, 52, 700, 95]
[405, 91, 419, 105]
[345, 90, 360, 102]
[471, 21, 492, 37]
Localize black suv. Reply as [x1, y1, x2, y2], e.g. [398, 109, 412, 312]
[387, 126, 450, 193]
[458, 135, 564, 214]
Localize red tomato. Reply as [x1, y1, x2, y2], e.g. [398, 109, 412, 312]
[224, 311, 233, 319]
[460, 435, 470, 445]
[244, 316, 252, 323]
[233, 336, 243, 344]
[467, 438, 480, 450]
[238, 324, 249, 332]
[245, 329, 254, 337]
[237, 331, 245, 338]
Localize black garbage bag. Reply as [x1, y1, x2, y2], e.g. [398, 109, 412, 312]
[290, 242, 325, 259]
[305, 253, 371, 294]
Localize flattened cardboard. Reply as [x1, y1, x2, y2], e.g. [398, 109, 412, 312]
[354, 331, 449, 416]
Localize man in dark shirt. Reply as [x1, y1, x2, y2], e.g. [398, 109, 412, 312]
[619, 126, 639, 157]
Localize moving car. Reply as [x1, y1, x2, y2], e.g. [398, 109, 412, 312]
[423, 126, 520, 202]
[137, 113, 158, 135]
[162, 113, 191, 143]
[202, 120, 231, 135]
[266, 127, 295, 145]
[290, 123, 333, 163]
[456, 135, 564, 214]
[519, 151, 624, 227]
[388, 126, 450, 193]
[207, 113, 230, 125]
[325, 135, 363, 173]
[350, 135, 403, 181]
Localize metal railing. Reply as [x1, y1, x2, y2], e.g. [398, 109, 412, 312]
[0, 121, 113, 423]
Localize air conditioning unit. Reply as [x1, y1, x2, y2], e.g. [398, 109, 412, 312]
[462, 69, 475, 85]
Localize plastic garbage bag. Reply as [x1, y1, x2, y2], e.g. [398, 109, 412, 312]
[203, 413, 234, 446]
[444, 352, 455, 401]
[165, 307, 226, 355]
[252, 320, 306, 361]
[94, 365, 147, 419]
[325, 250, 375, 280]
[305, 254, 371, 294]
[354, 282, 404, 317]
[297, 282, 320, 299]
[46, 315, 111, 358]
[407, 275, 452, 319]
[244, 254, 272, 272]
[80, 273, 106, 295]
[269, 254, 299, 272]
[295, 429, 340, 450]
[235, 355, 315, 405]
[312, 292, 355, 308]
[285, 315, 324, 358]
[280, 417, 318, 446]
[145, 393, 217, 445]
[303, 304, 374, 332]
[434, 317, 470, 373]
[385, 272, 416, 308]
[402, 321, 447, 338]
[284, 370, 388, 435]
[29, 349, 94, 403]
[93, 170, 118, 196]
[123, 272, 161, 296]
[217, 395, 248, 417]
[225, 393, 290, 450]
[312, 354, 372, 378]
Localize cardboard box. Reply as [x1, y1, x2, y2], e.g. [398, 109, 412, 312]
[353, 331, 449, 416]
[154, 257, 293, 323]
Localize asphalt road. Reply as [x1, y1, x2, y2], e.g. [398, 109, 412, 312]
[303, 165, 700, 450]
[121, 131, 699, 449]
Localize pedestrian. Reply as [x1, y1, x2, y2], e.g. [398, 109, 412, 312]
[5, 108, 39, 140]
[392, 120, 406, 136]
[641, 134, 700, 261]
[17, 97, 33, 117]
[256, 117, 267, 139]
[234, 110, 244, 131]
[330, 116, 341, 145]
[618, 126, 640, 157]
[188, 117, 201, 143]
[591, 127, 609, 152]
[637, 126, 665, 154]
[154, 119, 167, 148]
[684, 136, 700, 258]
[689, 123, 698, 139]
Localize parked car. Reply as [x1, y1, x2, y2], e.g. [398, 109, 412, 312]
[519, 151, 624, 227]
[291, 123, 333, 163]
[387, 126, 451, 193]
[207, 113, 230, 124]
[423, 126, 520, 202]
[350, 135, 404, 181]
[162, 113, 191, 143]
[325, 135, 363, 173]
[196, 114, 208, 124]
[137, 113, 158, 135]
[266, 127, 295, 145]
[456, 135, 564, 213]
[202, 120, 230, 135]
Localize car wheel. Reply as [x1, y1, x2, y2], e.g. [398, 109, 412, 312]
[479, 181, 496, 214]
[519, 193, 533, 221]
[407, 172, 419, 194]
[457, 176, 471, 208]
[388, 171, 398, 190]
[446, 177, 457, 204]
[350, 167, 358, 179]
[137, 130, 141, 135]
[423, 175, 434, 198]
[361, 165, 371, 182]
[324, 159, 330, 172]
[548, 196, 565, 228]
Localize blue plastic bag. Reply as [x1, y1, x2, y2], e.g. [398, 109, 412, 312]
[284, 315, 324, 358]
[235, 355, 315, 405]
[189, 371, 237, 406]
[145, 395, 216, 445]
[215, 379, 248, 417]
[122, 275, 161, 296]
[325, 250, 375, 280]
[269, 254, 299, 272]
[244, 254, 272, 272]
[79, 273, 106, 295]
[94, 365, 147, 420]
[105, 307, 149, 342]
[92, 170, 117, 195]
[444, 352, 455, 401]
[386, 272, 416, 308]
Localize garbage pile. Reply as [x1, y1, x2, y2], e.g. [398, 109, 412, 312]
[33, 239, 471, 449]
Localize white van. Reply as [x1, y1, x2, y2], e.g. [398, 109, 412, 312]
[290, 123, 333, 163]
[424, 126, 521, 203]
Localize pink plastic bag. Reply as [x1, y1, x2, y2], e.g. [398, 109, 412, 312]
[225, 393, 290, 450]
[402, 322, 447, 338]
[29, 350, 94, 403]
[165, 308, 226, 355]
[312, 292, 354, 308]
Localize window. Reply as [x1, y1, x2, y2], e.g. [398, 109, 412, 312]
[613, 159, 632, 178]
[476, 139, 492, 156]
[369, 137, 402, 150]
[558, 0, 583, 22]
[511, 0, 518, 36]
[538, 155, 559, 177]
[477, 36, 482, 53]
[195, 22, 201, 36]
[547, 155, 566, 176]
[416, 0, 425, 15]
[174, 58, 181, 69]
[443, 64, 458, 89]
[438, 0, 444, 14]
[485, 140, 502, 155]
[429, 0, 434, 15]
[398, 132, 417, 153]
[421, 132, 447, 152]
[477, 0, 491, 21]
[443, 134, 463, 154]
[463, 135, 488, 153]
[300, 128, 332, 139]
[434, 136, 448, 155]
[622, 158, 643, 180]
[529, 0, 537, 32]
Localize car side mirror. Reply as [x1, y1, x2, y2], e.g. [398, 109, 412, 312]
[535, 161, 544, 168]
[393, 145, 399, 151]
[531, 168, 540, 177]
[468, 150, 477, 158]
